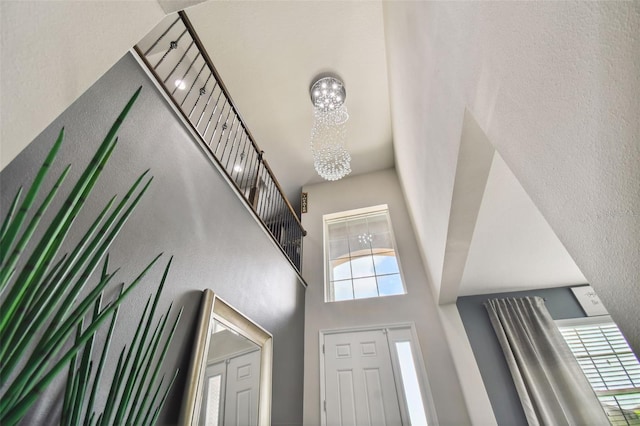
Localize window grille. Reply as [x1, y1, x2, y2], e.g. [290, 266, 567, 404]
[558, 317, 640, 425]
[323, 205, 406, 302]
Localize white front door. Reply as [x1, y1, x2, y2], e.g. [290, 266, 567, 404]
[324, 329, 403, 426]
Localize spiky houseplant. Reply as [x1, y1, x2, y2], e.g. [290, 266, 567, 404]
[0, 88, 180, 426]
[59, 256, 183, 426]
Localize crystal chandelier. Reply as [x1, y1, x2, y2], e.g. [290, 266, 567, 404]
[310, 76, 351, 181]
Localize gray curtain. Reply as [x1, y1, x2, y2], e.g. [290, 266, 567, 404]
[485, 297, 608, 426]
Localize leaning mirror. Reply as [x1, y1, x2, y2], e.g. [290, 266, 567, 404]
[180, 290, 272, 426]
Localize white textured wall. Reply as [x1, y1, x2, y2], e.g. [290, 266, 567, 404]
[383, 1, 640, 353]
[301, 169, 471, 425]
[0, 0, 165, 170]
[459, 154, 587, 296]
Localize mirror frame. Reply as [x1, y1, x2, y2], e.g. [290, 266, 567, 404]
[179, 290, 273, 425]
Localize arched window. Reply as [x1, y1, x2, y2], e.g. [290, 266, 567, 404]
[324, 205, 406, 302]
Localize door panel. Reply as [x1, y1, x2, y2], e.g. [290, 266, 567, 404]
[225, 349, 261, 426]
[337, 370, 357, 424]
[364, 368, 388, 422]
[324, 330, 403, 426]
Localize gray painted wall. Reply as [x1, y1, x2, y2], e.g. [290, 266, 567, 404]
[301, 169, 471, 425]
[0, 53, 305, 425]
[457, 286, 587, 425]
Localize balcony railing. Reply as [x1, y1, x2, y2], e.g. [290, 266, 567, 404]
[134, 12, 305, 273]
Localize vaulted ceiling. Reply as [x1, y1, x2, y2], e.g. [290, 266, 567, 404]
[184, 1, 588, 297]
[184, 1, 640, 352]
[1, 0, 638, 352]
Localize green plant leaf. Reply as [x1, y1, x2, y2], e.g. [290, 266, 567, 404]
[0, 127, 64, 267]
[149, 369, 180, 426]
[116, 256, 173, 425]
[98, 345, 127, 426]
[105, 295, 153, 426]
[126, 304, 172, 425]
[0, 165, 72, 353]
[0, 187, 23, 245]
[1, 174, 152, 382]
[0, 86, 180, 426]
[0, 86, 141, 334]
[0, 251, 154, 425]
[133, 306, 183, 425]
[0, 164, 71, 297]
[83, 284, 122, 426]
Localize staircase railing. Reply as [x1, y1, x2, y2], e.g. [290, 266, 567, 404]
[134, 11, 305, 274]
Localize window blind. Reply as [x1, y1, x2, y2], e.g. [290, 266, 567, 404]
[559, 320, 640, 425]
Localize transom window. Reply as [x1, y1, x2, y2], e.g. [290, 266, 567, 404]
[324, 205, 406, 302]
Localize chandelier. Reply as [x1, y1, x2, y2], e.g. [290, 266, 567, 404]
[309, 75, 351, 181]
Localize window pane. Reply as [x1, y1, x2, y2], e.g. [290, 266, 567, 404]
[353, 277, 378, 299]
[377, 274, 404, 296]
[559, 321, 640, 421]
[366, 214, 388, 234]
[327, 222, 348, 240]
[347, 218, 368, 237]
[395, 342, 428, 425]
[374, 255, 400, 275]
[205, 374, 222, 426]
[329, 239, 350, 260]
[350, 256, 375, 278]
[370, 232, 393, 251]
[348, 235, 373, 257]
[331, 260, 352, 281]
[332, 280, 354, 301]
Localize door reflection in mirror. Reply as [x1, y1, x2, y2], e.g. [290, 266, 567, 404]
[179, 290, 272, 426]
[200, 321, 261, 426]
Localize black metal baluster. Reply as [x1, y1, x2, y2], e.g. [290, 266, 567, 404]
[222, 119, 241, 170]
[171, 51, 200, 96]
[217, 114, 238, 159]
[180, 61, 208, 106]
[202, 88, 227, 139]
[257, 167, 269, 220]
[260, 176, 272, 229]
[296, 227, 302, 269]
[274, 197, 283, 245]
[211, 102, 233, 151]
[286, 215, 294, 260]
[239, 135, 251, 186]
[232, 133, 248, 183]
[266, 181, 278, 240]
[298, 228, 304, 270]
[278, 196, 287, 245]
[154, 28, 187, 69]
[186, 78, 211, 125]
[241, 147, 255, 192]
[143, 17, 180, 56]
[163, 40, 195, 84]
[225, 125, 244, 171]
[277, 198, 286, 244]
[251, 153, 263, 211]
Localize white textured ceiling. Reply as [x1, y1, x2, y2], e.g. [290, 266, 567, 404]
[186, 1, 394, 209]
